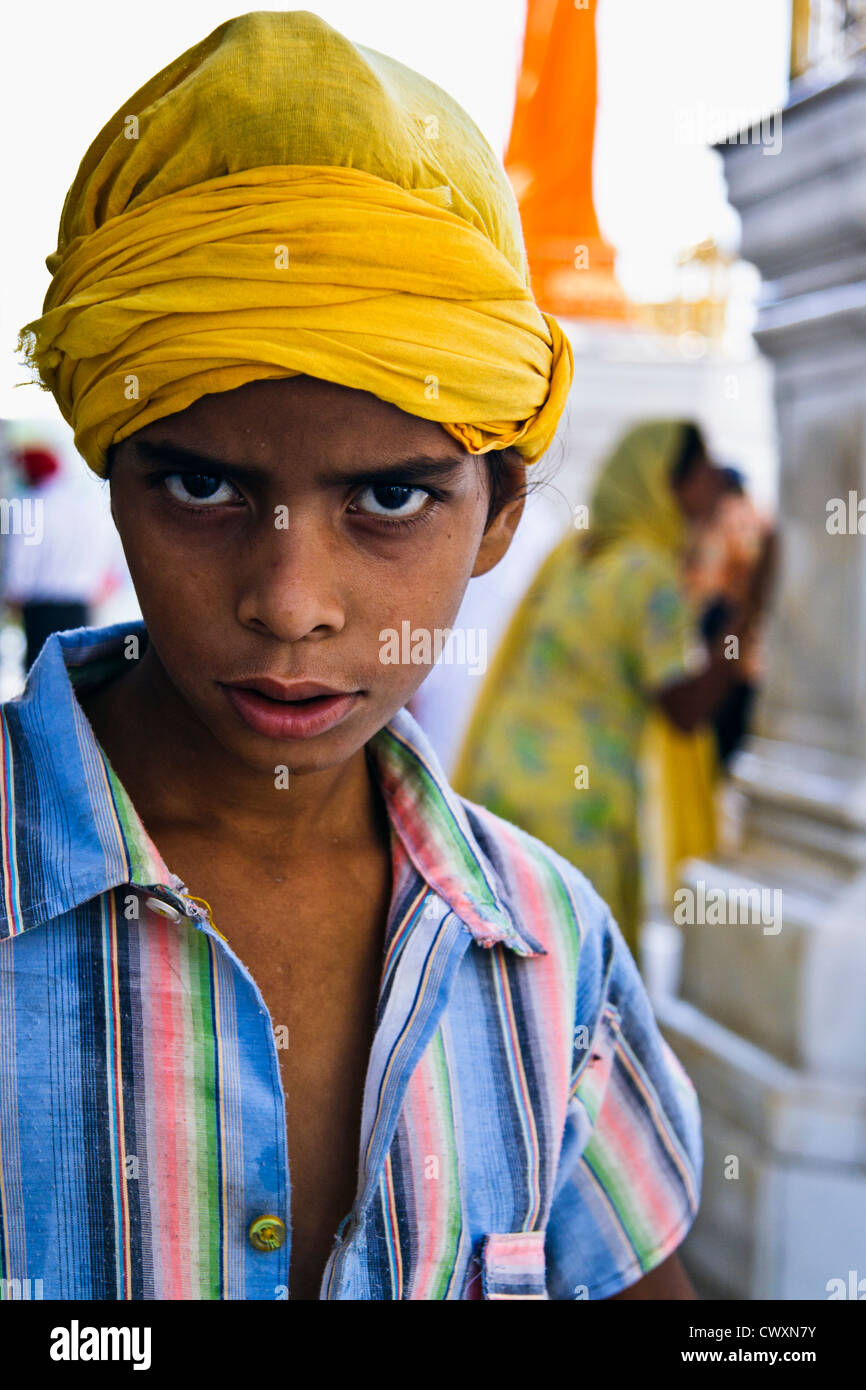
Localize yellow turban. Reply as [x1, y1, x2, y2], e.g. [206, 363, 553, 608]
[18, 9, 573, 479]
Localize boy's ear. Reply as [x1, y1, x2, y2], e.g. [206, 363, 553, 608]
[471, 457, 527, 578]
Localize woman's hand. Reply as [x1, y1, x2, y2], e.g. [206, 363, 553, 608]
[744, 528, 778, 618]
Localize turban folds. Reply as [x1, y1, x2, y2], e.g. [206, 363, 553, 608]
[18, 9, 574, 478]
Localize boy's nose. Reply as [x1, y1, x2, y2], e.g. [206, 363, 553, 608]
[234, 519, 347, 642]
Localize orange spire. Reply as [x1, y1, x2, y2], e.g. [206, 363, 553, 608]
[505, 0, 627, 319]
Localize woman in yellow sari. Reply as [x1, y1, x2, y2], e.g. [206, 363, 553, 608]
[453, 419, 768, 956]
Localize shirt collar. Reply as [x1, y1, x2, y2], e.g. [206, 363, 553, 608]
[0, 620, 544, 956]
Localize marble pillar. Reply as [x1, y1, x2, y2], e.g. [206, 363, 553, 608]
[657, 57, 866, 1300]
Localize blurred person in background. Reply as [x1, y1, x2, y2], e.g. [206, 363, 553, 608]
[454, 419, 776, 957]
[684, 464, 774, 768]
[642, 463, 776, 917]
[1, 444, 126, 670]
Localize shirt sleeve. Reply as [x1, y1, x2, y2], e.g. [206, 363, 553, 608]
[628, 546, 706, 693]
[544, 891, 703, 1300]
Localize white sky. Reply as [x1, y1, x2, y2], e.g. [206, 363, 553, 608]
[1, 0, 790, 420]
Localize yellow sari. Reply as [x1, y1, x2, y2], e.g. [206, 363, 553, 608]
[642, 712, 718, 911]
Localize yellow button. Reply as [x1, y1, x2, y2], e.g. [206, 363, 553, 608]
[248, 1215, 286, 1252]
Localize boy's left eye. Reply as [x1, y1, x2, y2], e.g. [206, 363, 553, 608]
[351, 483, 431, 520]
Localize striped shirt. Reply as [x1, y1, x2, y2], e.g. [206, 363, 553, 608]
[0, 619, 701, 1300]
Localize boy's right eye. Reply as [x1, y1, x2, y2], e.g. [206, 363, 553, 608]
[161, 471, 243, 508]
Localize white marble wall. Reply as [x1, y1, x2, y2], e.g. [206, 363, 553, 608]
[663, 55, 866, 1301]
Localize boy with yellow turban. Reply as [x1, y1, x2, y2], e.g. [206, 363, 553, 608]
[4, 10, 700, 1301]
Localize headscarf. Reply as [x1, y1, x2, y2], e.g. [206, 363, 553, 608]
[582, 419, 698, 559]
[17, 9, 573, 479]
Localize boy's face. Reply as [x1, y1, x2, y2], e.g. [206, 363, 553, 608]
[107, 375, 524, 775]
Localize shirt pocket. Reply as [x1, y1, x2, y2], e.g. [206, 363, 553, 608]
[480, 1230, 549, 1300]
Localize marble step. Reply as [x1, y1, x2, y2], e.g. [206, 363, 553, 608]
[657, 995, 866, 1300]
[675, 855, 866, 1084]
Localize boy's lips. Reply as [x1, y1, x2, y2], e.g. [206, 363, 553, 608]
[226, 676, 353, 701]
[218, 677, 361, 740]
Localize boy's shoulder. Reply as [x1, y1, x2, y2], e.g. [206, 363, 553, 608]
[375, 710, 613, 973]
[457, 790, 598, 907]
[453, 790, 621, 988]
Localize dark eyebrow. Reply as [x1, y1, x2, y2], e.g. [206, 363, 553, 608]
[131, 440, 272, 482]
[130, 439, 469, 486]
[325, 455, 468, 486]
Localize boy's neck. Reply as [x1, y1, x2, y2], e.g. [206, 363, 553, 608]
[76, 644, 389, 866]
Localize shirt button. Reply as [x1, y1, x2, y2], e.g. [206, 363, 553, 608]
[144, 896, 183, 922]
[248, 1215, 287, 1252]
